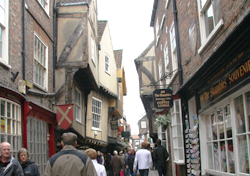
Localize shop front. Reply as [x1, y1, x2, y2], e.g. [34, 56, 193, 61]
[178, 12, 250, 176]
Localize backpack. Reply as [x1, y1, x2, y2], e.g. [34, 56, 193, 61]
[128, 156, 134, 170]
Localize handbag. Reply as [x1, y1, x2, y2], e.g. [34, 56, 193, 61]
[120, 170, 124, 176]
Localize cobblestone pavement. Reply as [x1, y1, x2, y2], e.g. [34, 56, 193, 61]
[148, 169, 158, 176]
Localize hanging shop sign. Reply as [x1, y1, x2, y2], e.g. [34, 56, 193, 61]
[110, 120, 118, 130]
[198, 50, 250, 110]
[56, 104, 73, 130]
[153, 89, 173, 109]
[122, 131, 130, 138]
[117, 126, 124, 135]
[124, 137, 129, 143]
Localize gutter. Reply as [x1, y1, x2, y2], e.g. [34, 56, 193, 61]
[22, 0, 25, 80]
[172, 0, 183, 85]
[53, 0, 58, 93]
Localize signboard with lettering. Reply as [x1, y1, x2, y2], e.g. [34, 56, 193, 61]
[198, 50, 250, 110]
[153, 89, 173, 109]
[110, 120, 118, 130]
[122, 132, 130, 138]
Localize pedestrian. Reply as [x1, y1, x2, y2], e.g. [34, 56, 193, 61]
[110, 150, 122, 176]
[153, 139, 169, 176]
[119, 151, 125, 176]
[126, 148, 137, 176]
[0, 142, 24, 176]
[18, 148, 40, 176]
[106, 153, 113, 176]
[97, 151, 103, 165]
[85, 148, 107, 176]
[44, 132, 97, 176]
[133, 142, 152, 176]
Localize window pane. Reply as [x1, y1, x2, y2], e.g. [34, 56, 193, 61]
[227, 140, 235, 173]
[220, 141, 227, 172]
[217, 108, 225, 139]
[246, 91, 250, 132]
[211, 112, 218, 140]
[205, 3, 214, 37]
[224, 104, 233, 138]
[206, 114, 212, 141]
[238, 135, 249, 173]
[234, 95, 246, 134]
[213, 142, 220, 171]
[212, 0, 221, 26]
[207, 142, 214, 169]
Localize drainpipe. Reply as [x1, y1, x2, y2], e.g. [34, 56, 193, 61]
[53, 0, 58, 93]
[22, 0, 25, 80]
[172, 0, 183, 85]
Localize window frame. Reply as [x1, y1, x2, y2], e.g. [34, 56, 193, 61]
[171, 99, 185, 164]
[36, 0, 50, 16]
[0, 0, 10, 67]
[33, 33, 48, 91]
[75, 87, 82, 123]
[164, 40, 170, 85]
[197, 0, 224, 54]
[91, 97, 102, 130]
[91, 33, 96, 65]
[158, 59, 163, 89]
[105, 53, 110, 74]
[169, 22, 178, 78]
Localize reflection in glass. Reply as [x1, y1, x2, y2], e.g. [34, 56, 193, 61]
[206, 114, 212, 141]
[246, 91, 250, 132]
[234, 95, 246, 133]
[224, 104, 232, 138]
[238, 135, 249, 173]
[217, 108, 224, 139]
[211, 113, 217, 140]
[220, 141, 227, 172]
[208, 142, 214, 169]
[227, 140, 235, 173]
[213, 142, 220, 171]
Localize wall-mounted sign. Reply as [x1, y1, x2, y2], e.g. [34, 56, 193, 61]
[122, 132, 130, 138]
[117, 126, 124, 135]
[110, 120, 118, 130]
[198, 50, 250, 110]
[153, 89, 173, 109]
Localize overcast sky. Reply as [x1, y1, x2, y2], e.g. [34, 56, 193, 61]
[97, 0, 154, 135]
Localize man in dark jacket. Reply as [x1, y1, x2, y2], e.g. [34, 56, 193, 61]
[0, 142, 24, 176]
[111, 150, 122, 176]
[153, 139, 169, 176]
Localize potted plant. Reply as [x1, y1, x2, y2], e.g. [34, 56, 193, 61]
[154, 113, 171, 129]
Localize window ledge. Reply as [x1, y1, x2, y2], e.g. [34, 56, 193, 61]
[173, 160, 185, 165]
[76, 120, 82, 124]
[0, 60, 11, 69]
[91, 127, 101, 131]
[198, 19, 224, 54]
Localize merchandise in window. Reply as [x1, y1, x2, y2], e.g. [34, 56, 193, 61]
[0, 98, 22, 159]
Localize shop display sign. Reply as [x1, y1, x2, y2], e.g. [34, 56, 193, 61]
[110, 120, 118, 130]
[153, 89, 173, 109]
[198, 51, 250, 110]
[121, 131, 130, 138]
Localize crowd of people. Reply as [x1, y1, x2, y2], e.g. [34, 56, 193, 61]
[0, 132, 169, 176]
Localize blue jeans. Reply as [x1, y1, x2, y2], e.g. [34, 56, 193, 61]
[126, 168, 130, 176]
[131, 170, 137, 176]
[139, 169, 149, 176]
[157, 166, 167, 176]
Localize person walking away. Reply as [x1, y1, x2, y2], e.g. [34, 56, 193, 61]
[85, 148, 107, 176]
[0, 142, 24, 176]
[110, 150, 122, 176]
[119, 151, 125, 176]
[97, 151, 103, 165]
[124, 149, 129, 176]
[153, 139, 169, 176]
[106, 153, 113, 176]
[18, 148, 40, 176]
[133, 142, 152, 176]
[126, 148, 136, 176]
[44, 132, 97, 176]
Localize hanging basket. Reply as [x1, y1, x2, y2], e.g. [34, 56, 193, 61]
[154, 113, 171, 128]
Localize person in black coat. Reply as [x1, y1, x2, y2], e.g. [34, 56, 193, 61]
[18, 148, 40, 176]
[153, 139, 169, 176]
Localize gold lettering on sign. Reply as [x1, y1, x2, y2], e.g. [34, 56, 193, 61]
[229, 59, 250, 84]
[210, 79, 227, 97]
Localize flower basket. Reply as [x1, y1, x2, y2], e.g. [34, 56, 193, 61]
[154, 113, 171, 128]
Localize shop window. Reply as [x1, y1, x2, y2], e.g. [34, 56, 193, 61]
[92, 97, 102, 129]
[171, 99, 184, 163]
[234, 92, 250, 174]
[0, 98, 22, 159]
[205, 104, 235, 173]
[28, 117, 47, 176]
